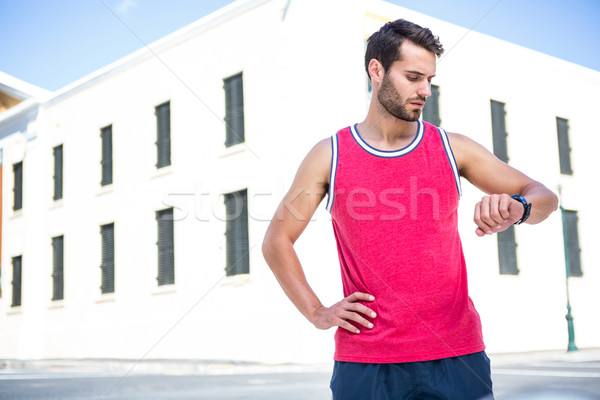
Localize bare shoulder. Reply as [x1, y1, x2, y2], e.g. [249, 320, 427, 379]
[446, 131, 537, 195]
[311, 137, 333, 160]
[310, 137, 333, 160]
[446, 132, 491, 173]
[446, 131, 481, 153]
[296, 137, 332, 185]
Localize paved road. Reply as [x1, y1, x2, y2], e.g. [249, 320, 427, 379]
[492, 358, 600, 399]
[0, 371, 330, 399]
[1, 356, 599, 399]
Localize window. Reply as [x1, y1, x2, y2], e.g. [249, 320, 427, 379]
[155, 101, 171, 168]
[11, 256, 22, 307]
[100, 223, 115, 293]
[491, 100, 517, 274]
[100, 125, 113, 186]
[562, 209, 582, 277]
[422, 84, 441, 127]
[497, 226, 518, 275]
[556, 117, 573, 175]
[13, 161, 23, 211]
[224, 72, 245, 147]
[224, 189, 249, 276]
[156, 208, 174, 286]
[52, 236, 64, 301]
[490, 100, 509, 163]
[53, 145, 63, 200]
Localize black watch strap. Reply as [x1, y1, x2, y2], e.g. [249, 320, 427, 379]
[511, 194, 532, 225]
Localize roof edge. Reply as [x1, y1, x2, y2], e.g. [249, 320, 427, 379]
[45, 0, 272, 106]
[0, 97, 41, 128]
[0, 71, 51, 101]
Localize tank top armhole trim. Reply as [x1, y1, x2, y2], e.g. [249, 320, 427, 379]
[438, 127, 462, 197]
[325, 133, 339, 213]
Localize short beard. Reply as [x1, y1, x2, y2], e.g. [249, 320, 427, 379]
[377, 73, 423, 122]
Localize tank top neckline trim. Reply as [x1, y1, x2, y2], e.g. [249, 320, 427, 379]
[350, 120, 424, 158]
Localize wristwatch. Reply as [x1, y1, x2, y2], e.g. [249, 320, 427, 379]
[511, 194, 532, 225]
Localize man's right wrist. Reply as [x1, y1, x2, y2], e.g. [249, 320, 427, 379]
[307, 304, 325, 322]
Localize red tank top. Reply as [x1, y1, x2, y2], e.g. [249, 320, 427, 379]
[326, 121, 485, 363]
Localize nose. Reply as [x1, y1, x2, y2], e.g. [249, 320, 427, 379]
[417, 81, 431, 98]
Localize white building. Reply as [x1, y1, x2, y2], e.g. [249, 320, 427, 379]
[1, 0, 598, 364]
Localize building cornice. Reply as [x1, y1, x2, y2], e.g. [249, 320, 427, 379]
[0, 71, 51, 101]
[44, 0, 272, 107]
[0, 98, 41, 127]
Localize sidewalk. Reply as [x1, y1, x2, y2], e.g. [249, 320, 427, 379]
[0, 357, 334, 376]
[1, 348, 599, 376]
[488, 347, 600, 367]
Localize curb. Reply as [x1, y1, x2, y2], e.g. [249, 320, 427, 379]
[0, 358, 334, 376]
[2, 348, 599, 375]
[489, 347, 600, 367]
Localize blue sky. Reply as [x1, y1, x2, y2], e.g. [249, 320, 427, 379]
[1, 0, 598, 92]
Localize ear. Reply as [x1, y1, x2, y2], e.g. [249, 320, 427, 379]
[367, 59, 385, 83]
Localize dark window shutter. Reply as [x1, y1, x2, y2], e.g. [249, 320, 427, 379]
[490, 100, 509, 163]
[224, 189, 249, 276]
[224, 73, 245, 147]
[563, 209, 582, 277]
[556, 117, 573, 175]
[156, 208, 175, 285]
[155, 101, 171, 168]
[13, 161, 23, 211]
[52, 236, 64, 300]
[100, 125, 113, 186]
[100, 223, 115, 293]
[422, 84, 441, 127]
[498, 225, 519, 275]
[53, 145, 63, 200]
[11, 256, 22, 307]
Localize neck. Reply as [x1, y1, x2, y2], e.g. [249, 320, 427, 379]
[358, 101, 419, 146]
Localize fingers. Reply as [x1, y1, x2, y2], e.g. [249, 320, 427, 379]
[341, 302, 377, 333]
[338, 319, 364, 334]
[345, 291, 377, 319]
[337, 293, 377, 334]
[346, 292, 375, 303]
[316, 292, 377, 334]
[474, 194, 513, 236]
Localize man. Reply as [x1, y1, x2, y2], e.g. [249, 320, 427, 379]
[262, 19, 558, 400]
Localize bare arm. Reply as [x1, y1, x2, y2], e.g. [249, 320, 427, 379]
[449, 133, 558, 236]
[262, 139, 376, 334]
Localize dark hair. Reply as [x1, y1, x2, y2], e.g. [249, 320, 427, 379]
[365, 19, 444, 78]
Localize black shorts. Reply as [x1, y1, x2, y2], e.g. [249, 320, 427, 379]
[330, 351, 494, 400]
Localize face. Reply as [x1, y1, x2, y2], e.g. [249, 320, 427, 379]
[376, 41, 437, 122]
